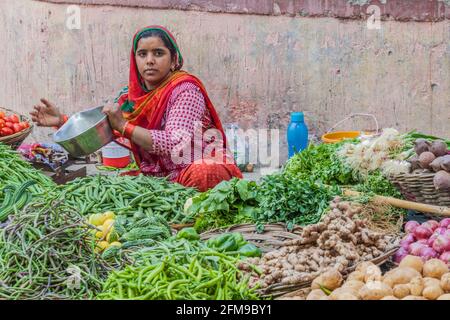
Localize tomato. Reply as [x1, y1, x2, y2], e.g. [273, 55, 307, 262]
[18, 122, 28, 130]
[0, 119, 5, 129]
[0, 127, 14, 136]
[0, 111, 5, 119]
[10, 114, 19, 124]
[13, 123, 22, 133]
[5, 122, 14, 129]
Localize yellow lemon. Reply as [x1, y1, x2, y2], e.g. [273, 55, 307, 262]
[103, 211, 116, 220]
[94, 226, 105, 239]
[103, 219, 115, 233]
[109, 242, 122, 248]
[106, 229, 119, 243]
[97, 241, 110, 251]
[89, 213, 105, 226]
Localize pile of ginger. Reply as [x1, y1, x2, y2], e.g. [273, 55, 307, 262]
[240, 197, 396, 288]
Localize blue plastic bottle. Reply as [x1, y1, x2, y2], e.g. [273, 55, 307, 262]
[287, 112, 308, 158]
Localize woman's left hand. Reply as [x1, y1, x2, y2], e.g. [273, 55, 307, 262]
[103, 101, 127, 132]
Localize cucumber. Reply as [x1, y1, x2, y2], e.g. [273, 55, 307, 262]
[0, 180, 35, 222]
[12, 180, 36, 203]
[0, 186, 17, 222]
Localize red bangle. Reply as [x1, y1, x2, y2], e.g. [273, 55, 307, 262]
[122, 122, 136, 140]
[54, 114, 69, 129]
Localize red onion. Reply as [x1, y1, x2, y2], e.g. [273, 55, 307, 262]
[439, 218, 450, 229]
[394, 247, 409, 264]
[427, 233, 439, 247]
[444, 230, 450, 239]
[414, 226, 433, 240]
[422, 220, 439, 231]
[419, 247, 438, 261]
[432, 235, 450, 254]
[434, 227, 447, 235]
[409, 242, 428, 255]
[404, 221, 420, 234]
[440, 251, 450, 264]
[400, 234, 416, 248]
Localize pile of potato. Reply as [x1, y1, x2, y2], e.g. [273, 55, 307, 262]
[241, 197, 397, 288]
[303, 255, 450, 300]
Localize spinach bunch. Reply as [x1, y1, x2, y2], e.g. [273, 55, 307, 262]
[186, 178, 259, 232]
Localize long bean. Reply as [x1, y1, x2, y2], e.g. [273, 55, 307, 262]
[0, 199, 116, 300]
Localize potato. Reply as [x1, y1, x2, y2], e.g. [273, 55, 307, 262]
[408, 276, 424, 296]
[422, 259, 449, 279]
[422, 285, 444, 300]
[437, 294, 450, 300]
[342, 280, 365, 293]
[423, 277, 441, 288]
[402, 295, 427, 300]
[440, 273, 450, 292]
[393, 284, 410, 299]
[311, 275, 323, 290]
[364, 265, 382, 283]
[381, 296, 399, 300]
[399, 255, 424, 273]
[359, 281, 393, 300]
[347, 271, 365, 282]
[320, 269, 343, 290]
[383, 267, 421, 287]
[306, 289, 327, 300]
[329, 287, 359, 300]
[332, 292, 359, 300]
[355, 261, 377, 276]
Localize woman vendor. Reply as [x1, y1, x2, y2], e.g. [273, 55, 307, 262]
[30, 25, 242, 191]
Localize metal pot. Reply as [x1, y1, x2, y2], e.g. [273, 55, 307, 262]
[53, 106, 113, 157]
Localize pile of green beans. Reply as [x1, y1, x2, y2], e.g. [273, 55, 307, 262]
[0, 143, 55, 202]
[98, 247, 260, 300]
[0, 199, 115, 300]
[45, 175, 198, 223]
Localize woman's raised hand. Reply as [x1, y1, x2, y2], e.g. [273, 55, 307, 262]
[102, 101, 127, 132]
[30, 98, 63, 127]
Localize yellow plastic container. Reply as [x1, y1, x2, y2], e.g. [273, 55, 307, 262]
[321, 131, 361, 144]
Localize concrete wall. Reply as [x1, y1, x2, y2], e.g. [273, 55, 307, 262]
[38, 0, 450, 21]
[0, 0, 449, 163]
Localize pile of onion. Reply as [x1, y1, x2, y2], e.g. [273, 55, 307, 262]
[394, 219, 450, 265]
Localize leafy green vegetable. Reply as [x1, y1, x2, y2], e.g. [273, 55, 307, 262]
[355, 170, 402, 198]
[185, 178, 259, 232]
[255, 173, 341, 230]
[176, 227, 200, 241]
[284, 142, 357, 185]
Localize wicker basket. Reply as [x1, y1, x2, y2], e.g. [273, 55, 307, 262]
[200, 223, 304, 253]
[0, 107, 33, 149]
[388, 170, 450, 208]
